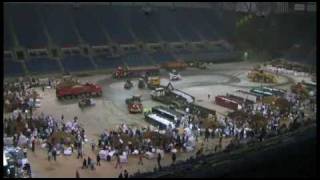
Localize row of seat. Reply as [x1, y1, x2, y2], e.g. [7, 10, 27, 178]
[4, 4, 231, 49]
[4, 48, 235, 76]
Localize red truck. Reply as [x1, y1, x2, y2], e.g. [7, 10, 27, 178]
[215, 95, 241, 111]
[56, 83, 102, 100]
[113, 66, 160, 79]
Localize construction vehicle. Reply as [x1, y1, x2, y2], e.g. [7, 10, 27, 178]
[113, 66, 160, 79]
[150, 83, 194, 109]
[138, 78, 145, 89]
[78, 97, 95, 108]
[146, 76, 160, 89]
[124, 80, 133, 89]
[169, 69, 181, 81]
[125, 95, 143, 113]
[161, 60, 188, 70]
[56, 80, 102, 100]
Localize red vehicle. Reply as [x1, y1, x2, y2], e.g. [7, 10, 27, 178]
[113, 66, 160, 79]
[125, 95, 143, 113]
[56, 83, 102, 99]
[215, 96, 241, 111]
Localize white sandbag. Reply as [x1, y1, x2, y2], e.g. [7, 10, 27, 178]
[18, 135, 29, 146]
[99, 150, 108, 160]
[171, 149, 177, 153]
[132, 150, 139, 155]
[145, 152, 155, 159]
[186, 146, 194, 152]
[108, 150, 116, 157]
[64, 148, 72, 156]
[120, 155, 128, 163]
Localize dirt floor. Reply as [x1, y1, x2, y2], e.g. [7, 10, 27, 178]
[25, 61, 312, 178]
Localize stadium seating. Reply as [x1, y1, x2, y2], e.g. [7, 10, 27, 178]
[4, 59, 25, 76]
[125, 7, 160, 43]
[173, 8, 201, 42]
[150, 52, 175, 64]
[184, 8, 219, 41]
[25, 57, 61, 74]
[122, 52, 154, 67]
[94, 55, 124, 69]
[61, 55, 95, 72]
[92, 6, 135, 44]
[173, 49, 195, 61]
[4, 9, 14, 50]
[38, 4, 79, 47]
[71, 6, 108, 46]
[7, 3, 48, 48]
[151, 7, 182, 42]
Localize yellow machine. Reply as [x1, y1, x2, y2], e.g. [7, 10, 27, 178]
[147, 76, 160, 89]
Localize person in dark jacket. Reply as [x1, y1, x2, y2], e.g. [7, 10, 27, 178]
[157, 153, 161, 169]
[52, 148, 57, 161]
[87, 157, 91, 167]
[118, 171, 123, 178]
[76, 170, 80, 178]
[96, 154, 101, 166]
[82, 158, 87, 169]
[123, 169, 129, 178]
[172, 152, 176, 165]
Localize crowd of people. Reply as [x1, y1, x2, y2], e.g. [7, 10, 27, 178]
[3, 71, 316, 178]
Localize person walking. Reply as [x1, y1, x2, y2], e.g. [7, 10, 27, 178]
[76, 170, 80, 178]
[204, 128, 210, 142]
[118, 171, 123, 178]
[91, 142, 96, 152]
[52, 148, 57, 161]
[31, 139, 35, 152]
[157, 153, 161, 169]
[87, 157, 91, 168]
[172, 152, 176, 165]
[115, 153, 122, 169]
[123, 169, 129, 178]
[96, 154, 101, 166]
[138, 151, 143, 165]
[82, 158, 87, 169]
[48, 150, 52, 161]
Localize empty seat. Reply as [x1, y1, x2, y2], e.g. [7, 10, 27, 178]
[39, 4, 79, 47]
[150, 52, 175, 64]
[7, 3, 48, 48]
[4, 9, 14, 50]
[124, 7, 160, 43]
[122, 52, 154, 67]
[93, 6, 134, 44]
[61, 55, 95, 72]
[152, 7, 182, 42]
[25, 57, 61, 74]
[4, 59, 25, 77]
[94, 55, 124, 69]
[71, 6, 107, 46]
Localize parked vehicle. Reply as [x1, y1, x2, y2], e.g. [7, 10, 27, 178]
[56, 83, 102, 100]
[125, 95, 143, 113]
